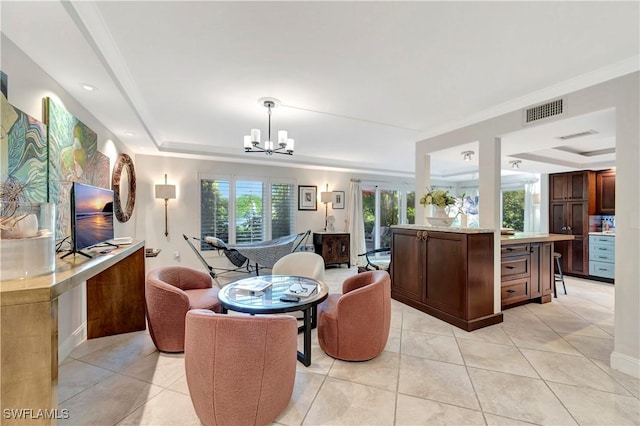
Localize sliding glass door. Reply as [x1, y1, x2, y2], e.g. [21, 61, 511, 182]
[363, 185, 414, 251]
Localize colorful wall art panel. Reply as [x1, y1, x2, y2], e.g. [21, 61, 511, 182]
[1, 83, 48, 203]
[45, 97, 109, 239]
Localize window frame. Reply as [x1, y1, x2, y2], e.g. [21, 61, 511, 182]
[198, 172, 296, 248]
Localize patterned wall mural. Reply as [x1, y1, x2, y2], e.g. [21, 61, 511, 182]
[45, 97, 110, 240]
[1, 94, 48, 202]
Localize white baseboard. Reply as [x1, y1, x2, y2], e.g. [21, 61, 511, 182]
[610, 351, 640, 379]
[58, 322, 87, 365]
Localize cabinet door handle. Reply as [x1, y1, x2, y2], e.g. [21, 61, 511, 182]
[416, 231, 422, 240]
[506, 289, 516, 294]
[505, 266, 515, 270]
[561, 226, 567, 231]
[506, 247, 514, 252]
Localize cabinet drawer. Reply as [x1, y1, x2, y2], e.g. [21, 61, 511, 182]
[590, 261, 615, 279]
[589, 235, 614, 246]
[589, 248, 615, 263]
[501, 278, 530, 306]
[501, 256, 530, 279]
[501, 244, 530, 258]
[590, 243, 615, 254]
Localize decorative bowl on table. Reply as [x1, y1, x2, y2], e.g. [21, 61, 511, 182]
[427, 216, 455, 227]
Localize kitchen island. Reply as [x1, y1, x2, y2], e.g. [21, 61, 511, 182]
[500, 232, 574, 309]
[390, 227, 576, 331]
[390, 225, 502, 331]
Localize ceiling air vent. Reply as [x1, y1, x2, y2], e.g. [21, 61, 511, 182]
[524, 99, 564, 124]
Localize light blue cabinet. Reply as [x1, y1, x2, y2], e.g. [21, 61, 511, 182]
[589, 234, 615, 280]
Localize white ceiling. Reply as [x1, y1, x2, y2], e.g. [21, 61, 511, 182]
[2, 1, 638, 179]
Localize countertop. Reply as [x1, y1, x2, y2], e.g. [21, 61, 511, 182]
[0, 241, 144, 306]
[501, 233, 575, 245]
[588, 232, 616, 236]
[392, 224, 494, 234]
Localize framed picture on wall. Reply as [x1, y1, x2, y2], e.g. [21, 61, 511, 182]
[333, 191, 345, 209]
[298, 185, 317, 210]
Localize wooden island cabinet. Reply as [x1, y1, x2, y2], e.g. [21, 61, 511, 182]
[500, 233, 575, 308]
[390, 226, 502, 331]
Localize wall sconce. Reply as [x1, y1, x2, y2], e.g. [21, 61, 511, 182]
[461, 150, 474, 161]
[155, 174, 176, 237]
[320, 184, 333, 231]
[510, 160, 522, 169]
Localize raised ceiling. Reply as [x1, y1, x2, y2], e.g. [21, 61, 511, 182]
[1, 1, 638, 178]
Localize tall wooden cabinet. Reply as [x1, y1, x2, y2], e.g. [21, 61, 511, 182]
[595, 169, 616, 214]
[391, 227, 501, 331]
[549, 171, 595, 277]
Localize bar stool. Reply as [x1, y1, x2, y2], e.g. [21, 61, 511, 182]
[553, 252, 567, 298]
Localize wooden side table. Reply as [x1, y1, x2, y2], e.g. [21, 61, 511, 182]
[313, 232, 350, 267]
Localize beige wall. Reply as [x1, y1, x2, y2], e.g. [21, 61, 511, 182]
[416, 72, 640, 378]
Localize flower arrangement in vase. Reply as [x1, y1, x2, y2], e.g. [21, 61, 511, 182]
[419, 188, 456, 216]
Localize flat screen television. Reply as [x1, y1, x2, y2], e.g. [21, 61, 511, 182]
[70, 182, 114, 255]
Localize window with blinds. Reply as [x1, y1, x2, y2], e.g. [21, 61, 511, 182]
[200, 178, 230, 250]
[200, 175, 295, 249]
[235, 180, 264, 244]
[271, 183, 295, 238]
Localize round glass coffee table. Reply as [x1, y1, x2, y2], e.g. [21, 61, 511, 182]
[218, 275, 328, 366]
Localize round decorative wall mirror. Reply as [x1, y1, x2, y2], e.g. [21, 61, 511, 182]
[112, 153, 136, 222]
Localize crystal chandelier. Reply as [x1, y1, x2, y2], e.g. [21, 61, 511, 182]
[244, 98, 294, 156]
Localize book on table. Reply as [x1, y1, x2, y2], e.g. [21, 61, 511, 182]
[284, 282, 317, 298]
[234, 278, 272, 293]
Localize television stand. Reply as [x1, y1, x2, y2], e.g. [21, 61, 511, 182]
[61, 249, 92, 259]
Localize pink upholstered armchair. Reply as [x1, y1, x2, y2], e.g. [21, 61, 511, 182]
[317, 270, 391, 361]
[145, 266, 222, 352]
[185, 309, 297, 426]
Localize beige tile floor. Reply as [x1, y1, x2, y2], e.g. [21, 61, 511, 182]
[59, 269, 640, 425]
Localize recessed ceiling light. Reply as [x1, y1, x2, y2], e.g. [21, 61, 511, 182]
[124, 131, 135, 136]
[82, 84, 97, 91]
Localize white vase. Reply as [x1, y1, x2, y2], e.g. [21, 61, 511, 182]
[0, 202, 55, 281]
[431, 205, 448, 218]
[459, 213, 468, 228]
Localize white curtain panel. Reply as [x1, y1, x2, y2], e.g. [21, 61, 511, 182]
[524, 180, 541, 232]
[346, 180, 366, 267]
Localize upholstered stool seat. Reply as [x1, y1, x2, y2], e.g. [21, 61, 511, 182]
[145, 266, 222, 352]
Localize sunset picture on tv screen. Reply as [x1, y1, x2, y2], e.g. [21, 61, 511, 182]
[74, 183, 114, 249]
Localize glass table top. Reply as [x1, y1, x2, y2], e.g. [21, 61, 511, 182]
[217, 275, 329, 314]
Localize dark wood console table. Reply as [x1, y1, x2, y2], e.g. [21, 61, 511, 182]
[0, 241, 145, 425]
[313, 232, 350, 267]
